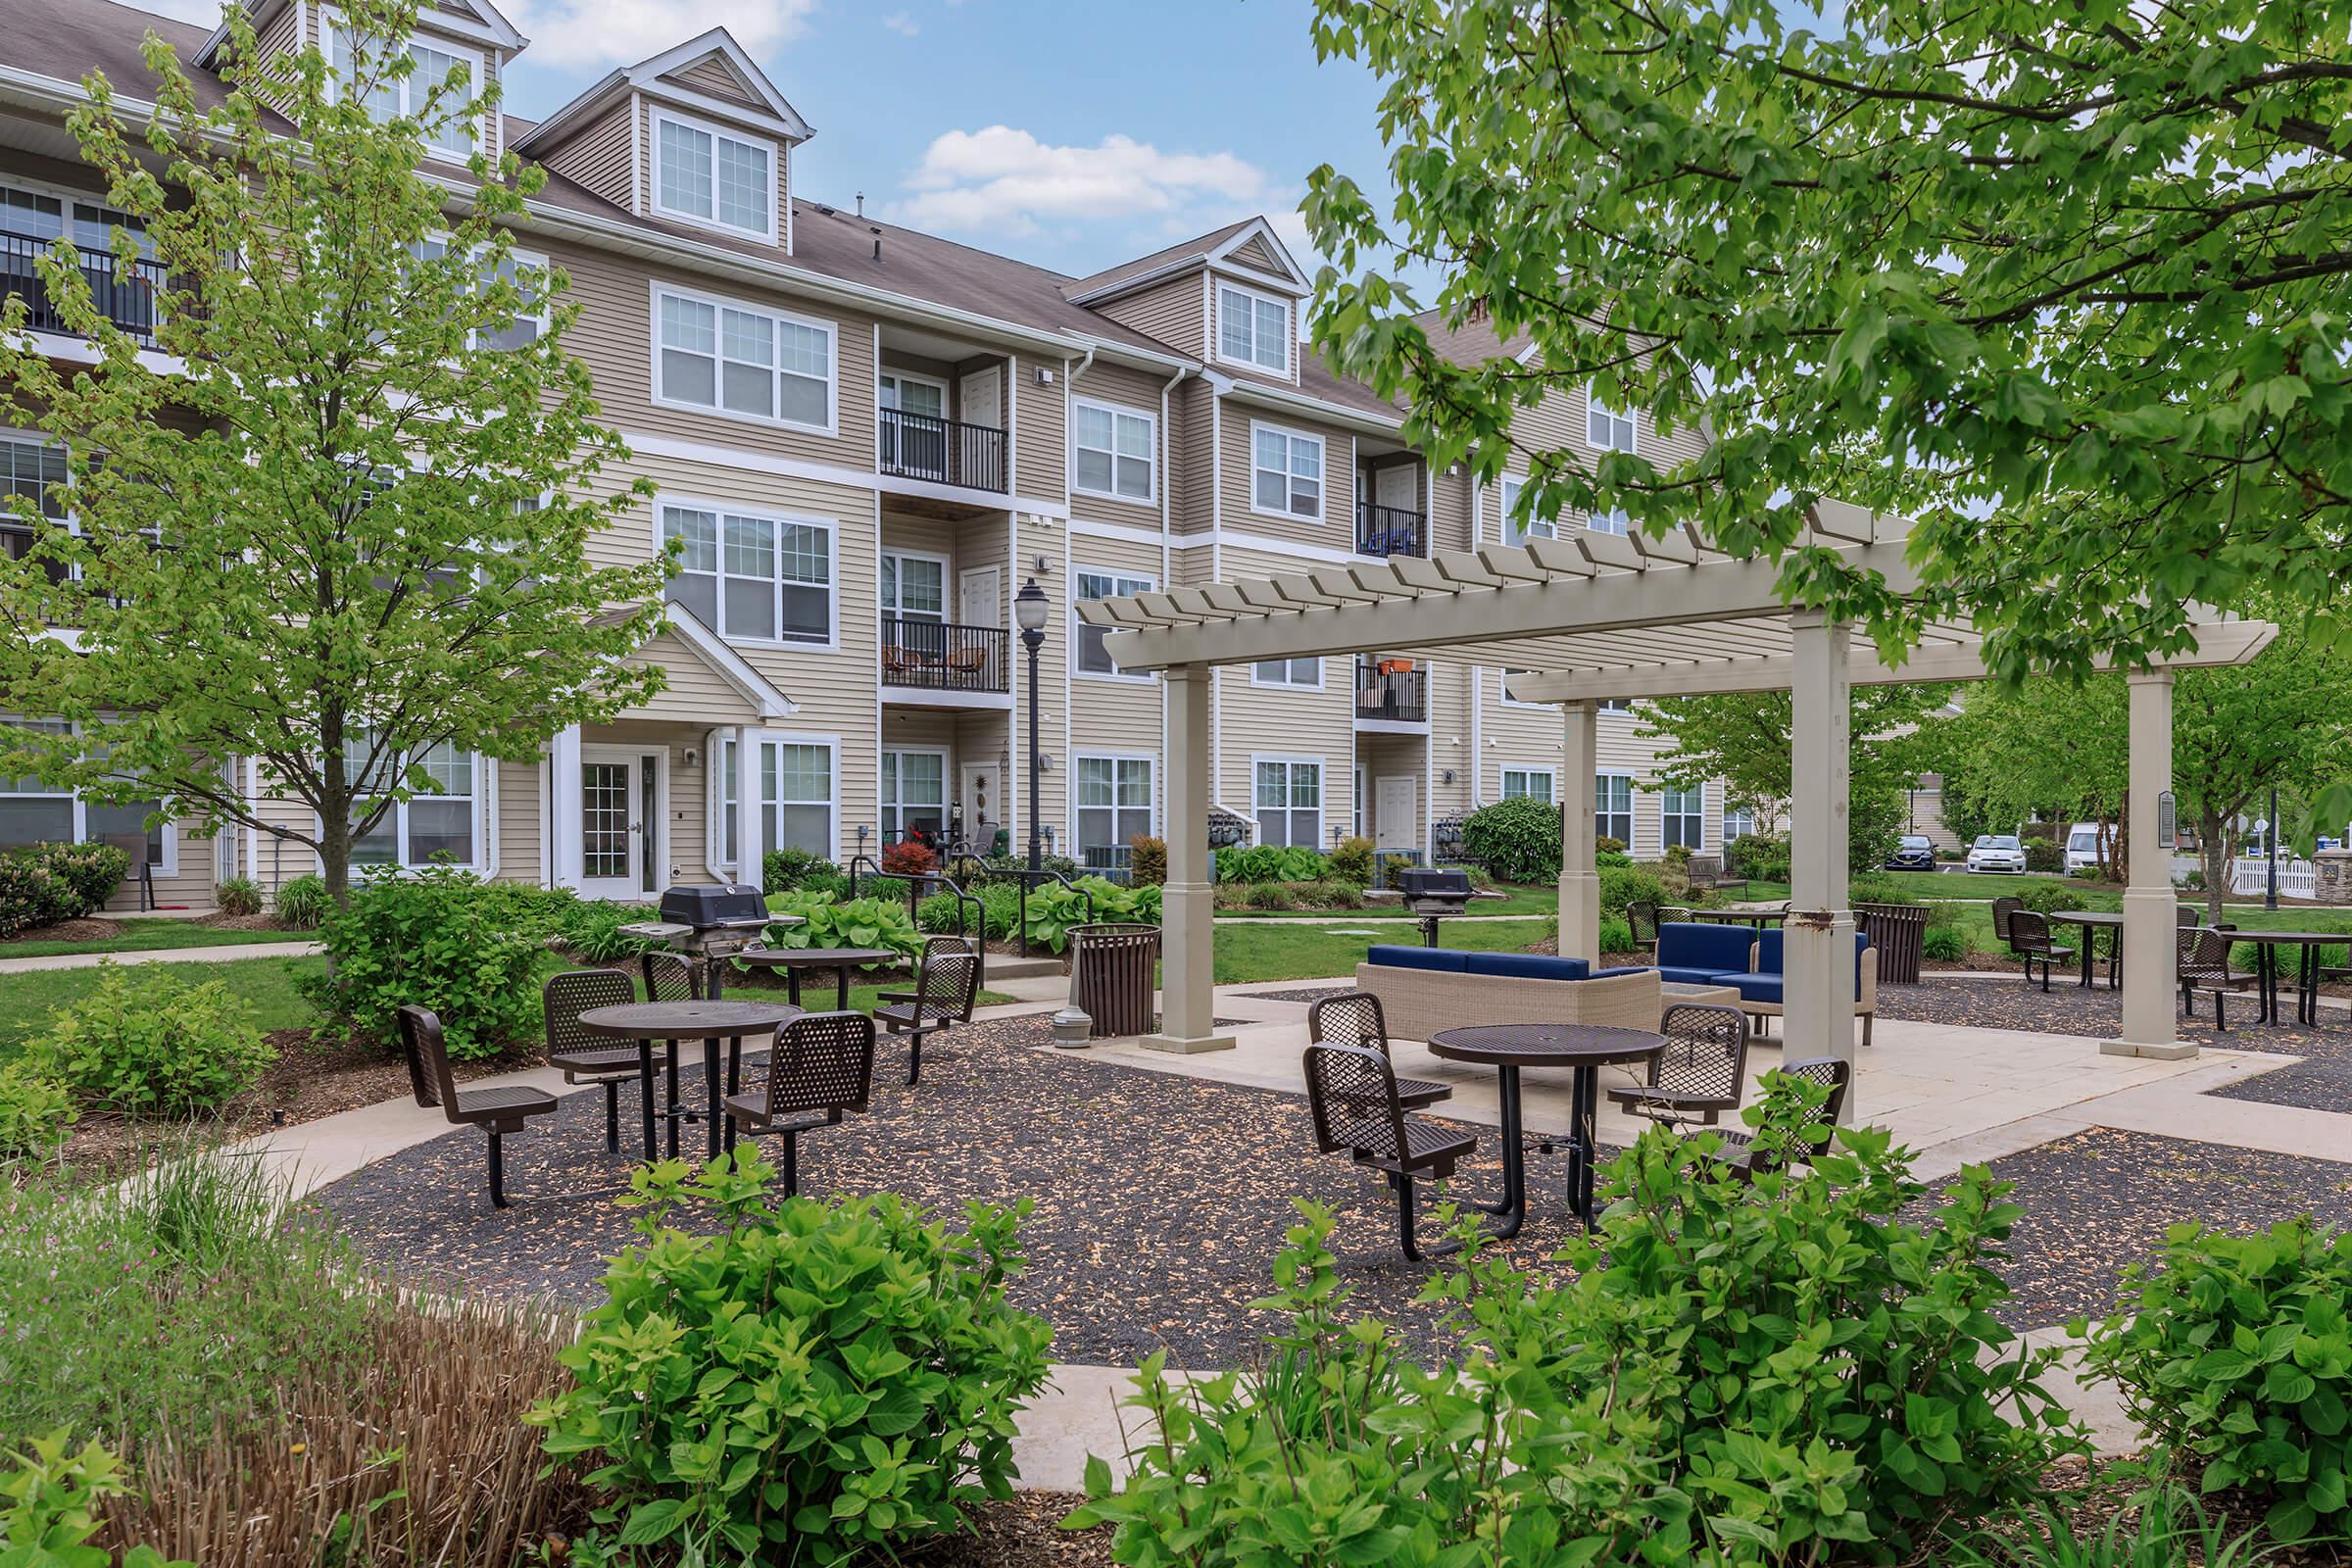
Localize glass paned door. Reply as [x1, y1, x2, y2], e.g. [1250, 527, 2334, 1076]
[880, 373, 949, 479]
[581, 749, 662, 898]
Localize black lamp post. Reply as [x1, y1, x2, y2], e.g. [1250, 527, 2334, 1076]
[1013, 577, 1049, 872]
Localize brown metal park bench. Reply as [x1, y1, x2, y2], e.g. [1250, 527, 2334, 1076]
[722, 1010, 876, 1198]
[1607, 1003, 1749, 1129]
[1686, 856, 1749, 901]
[395, 1004, 557, 1208]
[544, 969, 643, 1153]
[1308, 991, 1451, 1110]
[873, 936, 979, 1086]
[1303, 1041, 1478, 1261]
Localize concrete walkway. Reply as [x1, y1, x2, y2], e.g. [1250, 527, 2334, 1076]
[0, 938, 321, 973]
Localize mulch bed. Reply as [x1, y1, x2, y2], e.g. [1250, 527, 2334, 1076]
[317, 1014, 1607, 1367]
[2, 916, 128, 944]
[912, 1494, 1109, 1568]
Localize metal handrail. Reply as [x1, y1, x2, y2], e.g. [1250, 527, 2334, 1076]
[0, 230, 169, 347]
[906, 870, 988, 990]
[877, 408, 1007, 492]
[1354, 501, 1426, 559]
[880, 616, 1009, 692]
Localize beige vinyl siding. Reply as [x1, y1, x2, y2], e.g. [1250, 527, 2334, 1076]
[613, 630, 764, 726]
[1428, 465, 1474, 553]
[1498, 380, 1706, 537]
[1208, 270, 1300, 387]
[1067, 534, 1164, 814]
[1067, 361, 1170, 533]
[495, 753, 542, 888]
[539, 98, 634, 214]
[664, 54, 765, 111]
[1012, 358, 1067, 501]
[1225, 233, 1283, 274]
[1220, 407, 1355, 552]
[1352, 732, 1428, 849]
[1211, 545, 1352, 835]
[255, 1, 301, 75]
[1093, 273, 1206, 360]
[104, 821, 215, 913]
[577, 719, 709, 884]
[1168, 377, 1215, 535]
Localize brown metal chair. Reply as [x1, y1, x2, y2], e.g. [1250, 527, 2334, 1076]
[1608, 1003, 1748, 1128]
[544, 969, 642, 1154]
[99, 832, 153, 912]
[2008, 909, 2073, 991]
[641, 950, 704, 1003]
[874, 936, 978, 1086]
[1698, 1055, 1852, 1178]
[1307, 991, 1450, 1110]
[1302, 1042, 1477, 1261]
[1989, 895, 2024, 953]
[395, 1004, 557, 1208]
[722, 1010, 876, 1198]
[1626, 900, 1661, 958]
[2179, 925, 2257, 1030]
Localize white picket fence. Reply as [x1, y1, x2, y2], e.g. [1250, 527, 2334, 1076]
[2230, 857, 2318, 899]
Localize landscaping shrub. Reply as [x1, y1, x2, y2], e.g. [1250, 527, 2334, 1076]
[1594, 849, 1633, 868]
[760, 845, 835, 894]
[2025, 837, 2066, 874]
[1598, 913, 1634, 955]
[1847, 873, 1921, 906]
[1293, 878, 1363, 909]
[969, 851, 1083, 887]
[1023, 877, 1158, 953]
[303, 862, 546, 1060]
[27, 960, 276, 1117]
[556, 900, 660, 963]
[1075, 1075, 2082, 1567]
[0, 840, 131, 939]
[0, 1061, 74, 1161]
[1941, 1483, 2271, 1568]
[2082, 1216, 2352, 1542]
[1214, 844, 1329, 883]
[0, 1432, 188, 1568]
[1595, 834, 1626, 854]
[1922, 926, 1967, 962]
[2018, 878, 2090, 914]
[1728, 830, 1791, 883]
[1460, 796, 1562, 883]
[853, 873, 911, 905]
[214, 876, 264, 917]
[1244, 880, 1295, 911]
[533, 1152, 1054, 1566]
[880, 839, 937, 877]
[1326, 835, 1375, 886]
[763, 889, 923, 965]
[271, 872, 330, 929]
[1128, 834, 1168, 887]
[1598, 862, 1668, 920]
[916, 887, 1016, 941]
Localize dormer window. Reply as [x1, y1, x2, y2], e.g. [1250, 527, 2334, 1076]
[324, 11, 482, 162]
[1217, 281, 1290, 374]
[652, 108, 776, 241]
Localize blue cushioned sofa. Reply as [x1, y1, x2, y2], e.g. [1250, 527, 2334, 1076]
[1352, 944, 1664, 1041]
[1651, 922, 1877, 1045]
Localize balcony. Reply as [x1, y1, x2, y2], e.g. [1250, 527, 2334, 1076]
[1356, 662, 1427, 724]
[877, 410, 1006, 494]
[1356, 502, 1425, 559]
[2, 231, 168, 348]
[881, 615, 1009, 696]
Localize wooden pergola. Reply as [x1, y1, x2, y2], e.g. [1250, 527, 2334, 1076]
[1081, 503, 2277, 1105]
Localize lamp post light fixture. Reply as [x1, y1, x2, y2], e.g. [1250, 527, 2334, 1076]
[1013, 577, 1050, 872]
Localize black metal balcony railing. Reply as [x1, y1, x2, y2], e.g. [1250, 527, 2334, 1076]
[1356, 501, 1425, 559]
[1356, 662, 1428, 723]
[877, 409, 1007, 493]
[881, 615, 1010, 693]
[1, 231, 168, 348]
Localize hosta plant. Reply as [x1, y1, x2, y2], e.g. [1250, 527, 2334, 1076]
[761, 889, 923, 964]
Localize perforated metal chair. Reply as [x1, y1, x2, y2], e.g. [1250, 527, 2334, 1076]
[1990, 895, 2024, 953]
[722, 1010, 876, 1198]
[2008, 909, 2073, 991]
[544, 969, 642, 1154]
[873, 937, 978, 1086]
[2179, 925, 2256, 1030]
[396, 1004, 557, 1208]
[1626, 900, 1661, 958]
[1303, 1042, 1477, 1261]
[1697, 1055, 1851, 1179]
[1607, 1003, 1748, 1129]
[1306, 991, 1450, 1110]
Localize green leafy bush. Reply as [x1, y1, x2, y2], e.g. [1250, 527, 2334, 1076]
[302, 863, 545, 1060]
[1128, 835, 1168, 887]
[0, 841, 131, 939]
[760, 846, 835, 894]
[763, 890, 922, 965]
[1460, 796, 1562, 883]
[214, 876, 264, 917]
[1598, 913, 1634, 955]
[2025, 837, 2067, 873]
[916, 886, 1017, 940]
[1594, 849, 1633, 868]
[1728, 830, 1791, 883]
[1292, 878, 1362, 909]
[2082, 1217, 2352, 1542]
[1595, 834, 1626, 855]
[1923, 926, 1966, 962]
[532, 1152, 1054, 1567]
[1022, 877, 1158, 954]
[557, 900, 659, 963]
[0, 1431, 190, 1568]
[1848, 873, 1922, 906]
[1942, 1483, 2272, 1568]
[2019, 878, 2090, 914]
[970, 852, 1082, 887]
[0, 1062, 74, 1161]
[1326, 835, 1375, 885]
[47, 841, 133, 914]
[271, 872, 330, 929]
[1244, 880, 1295, 911]
[27, 960, 275, 1116]
[1598, 862, 1669, 920]
[1214, 845, 1330, 883]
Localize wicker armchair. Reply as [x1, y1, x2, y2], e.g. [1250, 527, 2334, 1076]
[1307, 992, 1450, 1110]
[1303, 1042, 1477, 1261]
[544, 969, 643, 1154]
[2008, 909, 2073, 991]
[396, 1004, 556, 1208]
[1607, 1003, 1748, 1129]
[874, 937, 979, 1086]
[722, 1010, 875, 1196]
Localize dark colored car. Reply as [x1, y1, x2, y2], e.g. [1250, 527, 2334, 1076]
[1885, 834, 1936, 871]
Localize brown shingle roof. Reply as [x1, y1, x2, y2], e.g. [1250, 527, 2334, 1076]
[1058, 217, 1255, 301]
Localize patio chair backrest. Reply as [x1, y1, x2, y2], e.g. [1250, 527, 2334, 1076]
[1626, 900, 1660, 946]
[545, 968, 636, 1055]
[2177, 904, 2199, 928]
[1989, 896, 2023, 945]
[642, 950, 704, 1004]
[763, 1010, 876, 1119]
[914, 936, 980, 1020]
[1307, 991, 1391, 1058]
[1776, 1056, 1852, 1159]
[1302, 1042, 1408, 1164]
[1652, 1003, 1747, 1100]
[2180, 925, 2233, 981]
[395, 1004, 459, 1116]
[2009, 908, 2054, 955]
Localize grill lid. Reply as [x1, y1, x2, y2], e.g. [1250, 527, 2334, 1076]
[1396, 866, 1472, 899]
[658, 882, 770, 929]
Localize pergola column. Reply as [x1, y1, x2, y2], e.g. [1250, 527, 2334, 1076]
[1558, 698, 1599, 963]
[2112, 670, 2191, 1057]
[1786, 611, 1858, 1104]
[1144, 663, 1234, 1054]
[733, 724, 764, 888]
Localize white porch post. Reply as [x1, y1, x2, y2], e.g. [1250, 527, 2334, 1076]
[1144, 663, 1234, 1054]
[2113, 670, 2190, 1057]
[548, 725, 583, 891]
[732, 724, 765, 888]
[1786, 611, 1858, 1103]
[1558, 698, 1599, 963]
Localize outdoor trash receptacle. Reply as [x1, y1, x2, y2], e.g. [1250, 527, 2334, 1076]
[1070, 921, 1159, 1038]
[1855, 903, 1927, 984]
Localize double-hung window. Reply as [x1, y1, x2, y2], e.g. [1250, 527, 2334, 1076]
[326, 16, 480, 160]
[1075, 756, 1152, 862]
[0, 436, 70, 585]
[1501, 767, 1555, 804]
[716, 733, 835, 865]
[0, 716, 168, 870]
[1074, 568, 1154, 678]
[1251, 425, 1322, 519]
[1588, 507, 1630, 537]
[1662, 784, 1706, 850]
[409, 236, 545, 350]
[1587, 389, 1638, 453]
[1595, 773, 1635, 847]
[1072, 400, 1154, 502]
[662, 503, 833, 646]
[879, 553, 944, 624]
[1253, 656, 1319, 689]
[653, 109, 775, 240]
[656, 287, 832, 429]
[1217, 282, 1290, 373]
[1724, 805, 1758, 843]
[880, 750, 947, 843]
[342, 729, 481, 868]
[1253, 759, 1322, 849]
[1496, 473, 1552, 547]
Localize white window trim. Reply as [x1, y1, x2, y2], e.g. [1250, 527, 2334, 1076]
[707, 728, 840, 872]
[319, 6, 485, 165]
[1587, 506, 1631, 537]
[1247, 419, 1326, 525]
[1072, 566, 1156, 684]
[1250, 752, 1325, 850]
[1586, 384, 1639, 454]
[1661, 780, 1709, 851]
[417, 230, 550, 350]
[1494, 472, 1554, 549]
[648, 280, 838, 437]
[655, 495, 842, 653]
[1071, 750, 1157, 855]
[0, 715, 178, 876]
[1070, 396, 1157, 506]
[878, 368, 951, 410]
[880, 744, 952, 840]
[319, 746, 490, 874]
[1250, 656, 1324, 693]
[1595, 770, 1637, 847]
[649, 104, 778, 242]
[878, 546, 952, 620]
[1497, 666, 1547, 710]
[1215, 277, 1292, 375]
[1500, 764, 1557, 805]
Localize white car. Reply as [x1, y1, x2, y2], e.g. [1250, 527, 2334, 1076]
[1966, 834, 2028, 873]
[2063, 822, 2105, 875]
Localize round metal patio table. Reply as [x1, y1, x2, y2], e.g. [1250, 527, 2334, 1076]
[577, 1000, 800, 1162]
[2046, 910, 2125, 990]
[721, 946, 898, 1009]
[1425, 1023, 1665, 1233]
[1689, 907, 1788, 930]
[2228, 930, 2344, 1027]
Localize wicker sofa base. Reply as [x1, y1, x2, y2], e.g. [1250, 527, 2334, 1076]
[1353, 964, 1667, 1044]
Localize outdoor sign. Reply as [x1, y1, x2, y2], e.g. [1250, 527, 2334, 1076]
[2157, 791, 2176, 850]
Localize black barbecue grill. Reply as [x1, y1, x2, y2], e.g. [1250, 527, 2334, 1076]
[1390, 866, 1491, 947]
[619, 883, 781, 993]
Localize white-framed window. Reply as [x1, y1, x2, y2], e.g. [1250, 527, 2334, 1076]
[1662, 784, 1706, 850]
[1498, 666, 1546, 710]
[1587, 389, 1637, 453]
[1596, 772, 1635, 847]
[1252, 757, 1322, 849]
[1072, 399, 1154, 503]
[1075, 754, 1152, 860]
[661, 501, 834, 647]
[653, 284, 833, 431]
[339, 729, 483, 868]
[0, 434, 70, 581]
[1588, 506, 1631, 537]
[651, 107, 776, 241]
[1250, 423, 1323, 520]
[713, 731, 837, 866]
[878, 371, 948, 477]
[1216, 280, 1291, 373]
[880, 748, 948, 843]
[0, 716, 172, 873]
[1501, 767, 1555, 804]
[410, 234, 546, 350]
[1496, 474, 1554, 547]
[1252, 656, 1321, 690]
[1073, 567, 1155, 680]
[1599, 697, 1632, 713]
[324, 11, 482, 162]
[1724, 805, 1759, 842]
[879, 551, 946, 624]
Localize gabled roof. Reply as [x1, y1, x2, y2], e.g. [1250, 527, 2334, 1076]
[1062, 215, 1309, 305]
[513, 26, 809, 158]
[196, 0, 526, 68]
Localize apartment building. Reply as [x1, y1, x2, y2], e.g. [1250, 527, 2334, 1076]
[0, 0, 1736, 907]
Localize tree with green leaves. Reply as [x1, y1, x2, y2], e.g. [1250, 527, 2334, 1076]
[0, 0, 667, 899]
[1304, 0, 2352, 681]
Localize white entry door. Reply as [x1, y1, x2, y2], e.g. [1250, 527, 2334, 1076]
[958, 565, 1001, 629]
[579, 746, 664, 900]
[1375, 464, 1418, 510]
[960, 761, 1004, 853]
[1375, 774, 1418, 852]
[959, 366, 1003, 431]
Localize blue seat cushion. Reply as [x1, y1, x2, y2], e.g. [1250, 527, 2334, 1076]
[1654, 922, 1756, 975]
[1365, 944, 1469, 973]
[1752, 928, 1872, 981]
[1591, 964, 1654, 979]
[1711, 971, 1786, 1005]
[1656, 965, 1732, 987]
[1463, 952, 1590, 981]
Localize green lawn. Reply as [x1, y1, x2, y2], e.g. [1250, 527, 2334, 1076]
[0, 919, 313, 960]
[1213, 918, 1554, 985]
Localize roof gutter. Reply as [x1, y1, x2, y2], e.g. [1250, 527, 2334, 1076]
[1211, 371, 1405, 438]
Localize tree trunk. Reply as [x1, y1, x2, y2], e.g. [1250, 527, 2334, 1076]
[2201, 810, 2227, 926]
[2111, 791, 2129, 888]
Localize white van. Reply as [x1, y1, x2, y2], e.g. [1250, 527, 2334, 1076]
[2063, 822, 2104, 874]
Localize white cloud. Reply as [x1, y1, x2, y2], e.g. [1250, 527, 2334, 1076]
[885, 125, 1292, 242]
[504, 0, 817, 69]
[880, 11, 919, 34]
